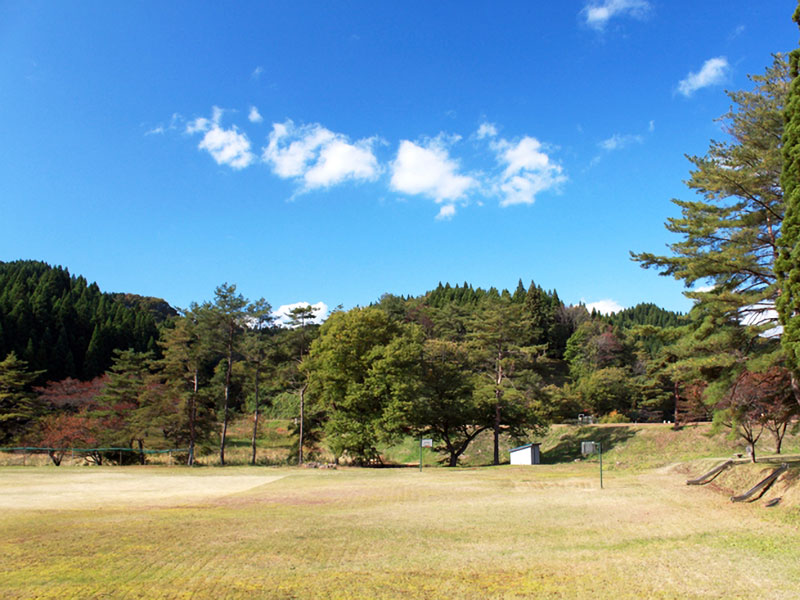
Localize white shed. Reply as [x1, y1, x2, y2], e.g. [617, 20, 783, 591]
[509, 443, 541, 465]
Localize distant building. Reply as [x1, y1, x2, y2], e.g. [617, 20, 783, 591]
[509, 443, 541, 465]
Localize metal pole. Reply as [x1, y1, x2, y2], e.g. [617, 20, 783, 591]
[599, 442, 603, 489]
[419, 438, 423, 472]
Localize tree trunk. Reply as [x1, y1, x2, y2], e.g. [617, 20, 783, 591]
[493, 350, 503, 466]
[137, 438, 145, 465]
[673, 381, 680, 430]
[298, 382, 307, 465]
[188, 369, 198, 467]
[220, 329, 234, 467]
[750, 442, 757, 463]
[251, 366, 260, 466]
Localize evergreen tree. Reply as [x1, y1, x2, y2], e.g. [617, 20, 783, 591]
[241, 298, 274, 465]
[635, 56, 790, 415]
[199, 283, 249, 466]
[0, 352, 43, 444]
[159, 310, 216, 465]
[778, 5, 800, 394]
[469, 297, 546, 465]
[634, 55, 788, 328]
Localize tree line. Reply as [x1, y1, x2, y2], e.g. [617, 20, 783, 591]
[7, 27, 800, 465]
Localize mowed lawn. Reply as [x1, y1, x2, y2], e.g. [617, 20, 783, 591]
[2, 464, 799, 599]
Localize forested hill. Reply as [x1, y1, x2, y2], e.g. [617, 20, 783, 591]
[0, 260, 171, 382]
[424, 279, 561, 307]
[604, 303, 686, 329]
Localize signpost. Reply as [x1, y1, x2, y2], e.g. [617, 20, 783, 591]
[581, 441, 603, 489]
[420, 438, 432, 472]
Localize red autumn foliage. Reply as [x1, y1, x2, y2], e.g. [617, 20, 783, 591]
[37, 412, 100, 466]
[35, 376, 108, 410]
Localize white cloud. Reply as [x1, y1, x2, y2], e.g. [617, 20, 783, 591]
[585, 299, 625, 315]
[476, 122, 498, 139]
[648, 120, 655, 133]
[198, 128, 254, 169]
[739, 301, 782, 338]
[692, 284, 716, 294]
[186, 106, 255, 170]
[262, 120, 380, 189]
[491, 136, 565, 206]
[186, 117, 211, 135]
[248, 106, 263, 123]
[436, 205, 456, 220]
[598, 133, 644, 151]
[305, 139, 380, 188]
[677, 57, 729, 97]
[390, 138, 476, 202]
[274, 302, 328, 327]
[583, 0, 650, 30]
[729, 25, 745, 40]
[252, 66, 264, 79]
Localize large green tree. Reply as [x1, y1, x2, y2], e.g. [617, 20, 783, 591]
[303, 307, 410, 464]
[469, 297, 547, 465]
[634, 55, 788, 327]
[635, 56, 790, 418]
[777, 5, 800, 397]
[382, 339, 487, 467]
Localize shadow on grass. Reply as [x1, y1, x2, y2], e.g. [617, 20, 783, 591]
[542, 426, 636, 464]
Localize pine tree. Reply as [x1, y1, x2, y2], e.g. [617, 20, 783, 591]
[635, 56, 790, 414]
[635, 55, 788, 328]
[0, 352, 43, 444]
[777, 5, 800, 393]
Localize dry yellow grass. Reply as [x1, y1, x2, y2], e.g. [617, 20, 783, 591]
[2, 463, 799, 599]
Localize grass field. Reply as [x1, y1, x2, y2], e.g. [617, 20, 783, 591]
[2, 451, 800, 599]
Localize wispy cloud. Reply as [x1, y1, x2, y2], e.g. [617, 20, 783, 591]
[186, 106, 255, 169]
[248, 106, 263, 123]
[145, 113, 181, 136]
[390, 137, 476, 203]
[677, 57, 729, 97]
[263, 120, 380, 190]
[582, 0, 650, 30]
[436, 204, 457, 220]
[476, 122, 498, 140]
[491, 136, 566, 206]
[251, 66, 264, 80]
[729, 25, 745, 41]
[598, 133, 643, 152]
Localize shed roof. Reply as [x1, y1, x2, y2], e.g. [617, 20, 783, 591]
[509, 442, 540, 452]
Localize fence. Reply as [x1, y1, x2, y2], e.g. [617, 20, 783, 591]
[0, 447, 189, 466]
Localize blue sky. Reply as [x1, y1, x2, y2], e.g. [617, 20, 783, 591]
[1, 1, 797, 318]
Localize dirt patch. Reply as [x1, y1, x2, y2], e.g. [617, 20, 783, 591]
[0, 470, 285, 510]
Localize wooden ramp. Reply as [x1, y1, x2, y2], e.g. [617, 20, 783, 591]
[686, 459, 734, 485]
[730, 464, 788, 503]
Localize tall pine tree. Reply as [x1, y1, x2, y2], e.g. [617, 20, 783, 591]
[777, 3, 800, 399]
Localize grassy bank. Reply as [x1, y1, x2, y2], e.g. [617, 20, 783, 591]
[4, 419, 800, 470]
